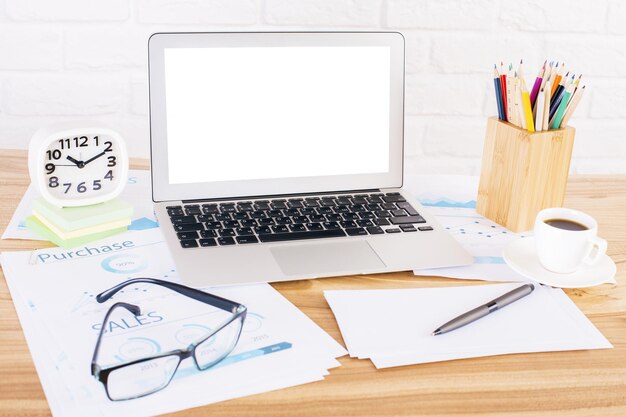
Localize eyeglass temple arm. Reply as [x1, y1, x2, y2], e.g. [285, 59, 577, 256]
[90, 302, 141, 377]
[96, 278, 242, 313]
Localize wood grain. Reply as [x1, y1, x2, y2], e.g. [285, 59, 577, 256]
[477, 117, 575, 232]
[0, 149, 624, 417]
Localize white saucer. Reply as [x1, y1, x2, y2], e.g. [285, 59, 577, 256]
[503, 237, 617, 288]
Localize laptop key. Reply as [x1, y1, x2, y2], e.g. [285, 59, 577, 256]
[400, 224, 417, 232]
[418, 226, 434, 231]
[386, 228, 401, 233]
[259, 218, 275, 225]
[199, 238, 217, 247]
[236, 235, 259, 244]
[272, 224, 289, 233]
[202, 204, 219, 214]
[168, 208, 184, 216]
[255, 226, 272, 234]
[223, 220, 240, 229]
[397, 202, 419, 216]
[214, 213, 231, 221]
[390, 215, 427, 225]
[206, 221, 223, 230]
[325, 213, 342, 222]
[381, 203, 396, 210]
[366, 226, 385, 234]
[219, 229, 236, 237]
[241, 219, 258, 227]
[217, 237, 236, 246]
[340, 220, 357, 228]
[200, 230, 218, 238]
[258, 229, 346, 242]
[323, 221, 340, 230]
[275, 217, 293, 225]
[345, 227, 367, 236]
[174, 223, 204, 232]
[359, 211, 376, 219]
[170, 215, 197, 225]
[180, 239, 198, 248]
[383, 194, 406, 203]
[185, 207, 202, 215]
[375, 210, 391, 218]
[391, 209, 407, 217]
[177, 231, 199, 240]
[307, 223, 324, 231]
[373, 218, 390, 226]
[356, 219, 373, 227]
[289, 224, 307, 232]
[236, 227, 254, 236]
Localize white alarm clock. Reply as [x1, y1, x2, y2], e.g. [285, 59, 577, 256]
[28, 123, 129, 207]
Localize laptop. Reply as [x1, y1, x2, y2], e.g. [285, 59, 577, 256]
[148, 32, 471, 287]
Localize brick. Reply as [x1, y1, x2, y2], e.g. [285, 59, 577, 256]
[96, 115, 149, 157]
[130, 77, 148, 116]
[544, 37, 626, 77]
[431, 34, 541, 74]
[265, 0, 381, 26]
[608, 1, 626, 35]
[403, 32, 430, 74]
[386, 0, 497, 30]
[404, 115, 426, 157]
[136, 0, 260, 24]
[405, 155, 480, 175]
[589, 81, 626, 119]
[6, 0, 129, 21]
[422, 117, 486, 157]
[0, 28, 62, 70]
[65, 29, 147, 70]
[4, 75, 128, 116]
[405, 74, 486, 116]
[500, 0, 608, 33]
[571, 120, 626, 158]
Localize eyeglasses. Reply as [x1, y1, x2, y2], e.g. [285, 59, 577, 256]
[90, 278, 247, 401]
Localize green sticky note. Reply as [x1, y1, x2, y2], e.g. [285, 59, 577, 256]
[25, 216, 127, 249]
[32, 198, 133, 232]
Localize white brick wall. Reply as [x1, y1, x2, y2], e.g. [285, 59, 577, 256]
[0, 0, 625, 174]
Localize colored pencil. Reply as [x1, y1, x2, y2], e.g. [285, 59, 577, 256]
[550, 83, 574, 129]
[535, 87, 545, 132]
[516, 77, 527, 129]
[493, 65, 505, 121]
[529, 62, 544, 108]
[551, 63, 564, 96]
[500, 62, 508, 121]
[550, 71, 568, 107]
[542, 79, 551, 131]
[559, 85, 585, 128]
[521, 80, 535, 132]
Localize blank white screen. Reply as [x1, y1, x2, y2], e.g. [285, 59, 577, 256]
[164, 46, 390, 185]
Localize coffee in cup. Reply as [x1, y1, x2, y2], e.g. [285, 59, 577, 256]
[534, 208, 607, 274]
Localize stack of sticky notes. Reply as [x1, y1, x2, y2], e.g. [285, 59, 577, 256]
[26, 198, 133, 248]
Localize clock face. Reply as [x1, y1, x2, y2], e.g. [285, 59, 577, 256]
[41, 133, 125, 205]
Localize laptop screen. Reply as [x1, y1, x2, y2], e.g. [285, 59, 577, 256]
[149, 32, 404, 202]
[163, 46, 391, 185]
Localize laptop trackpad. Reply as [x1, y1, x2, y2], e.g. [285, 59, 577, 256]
[270, 241, 385, 276]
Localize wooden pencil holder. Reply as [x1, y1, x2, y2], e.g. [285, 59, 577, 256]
[476, 117, 575, 232]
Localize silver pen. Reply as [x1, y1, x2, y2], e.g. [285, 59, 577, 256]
[432, 283, 535, 336]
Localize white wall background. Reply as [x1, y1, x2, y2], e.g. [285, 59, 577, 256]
[1, 0, 625, 175]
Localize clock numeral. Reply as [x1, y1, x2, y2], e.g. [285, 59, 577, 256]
[45, 163, 55, 174]
[58, 139, 70, 149]
[77, 182, 87, 193]
[107, 156, 116, 167]
[46, 149, 61, 160]
[48, 176, 59, 188]
[76, 136, 88, 147]
[93, 180, 102, 190]
[93, 135, 99, 146]
[104, 170, 114, 181]
[104, 141, 113, 152]
[63, 183, 72, 194]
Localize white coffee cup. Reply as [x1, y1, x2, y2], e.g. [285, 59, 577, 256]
[534, 208, 607, 274]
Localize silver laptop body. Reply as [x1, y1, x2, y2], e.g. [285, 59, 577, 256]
[148, 32, 471, 287]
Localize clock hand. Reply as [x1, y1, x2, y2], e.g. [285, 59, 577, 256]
[66, 155, 85, 168]
[83, 150, 107, 166]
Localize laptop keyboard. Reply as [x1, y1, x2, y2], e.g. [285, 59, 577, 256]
[166, 192, 433, 248]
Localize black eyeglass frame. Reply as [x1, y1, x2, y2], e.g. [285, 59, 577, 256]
[90, 278, 247, 401]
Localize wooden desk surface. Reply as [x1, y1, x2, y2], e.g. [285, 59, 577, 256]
[1, 149, 624, 417]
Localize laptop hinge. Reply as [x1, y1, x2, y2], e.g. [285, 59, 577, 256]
[181, 188, 382, 204]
